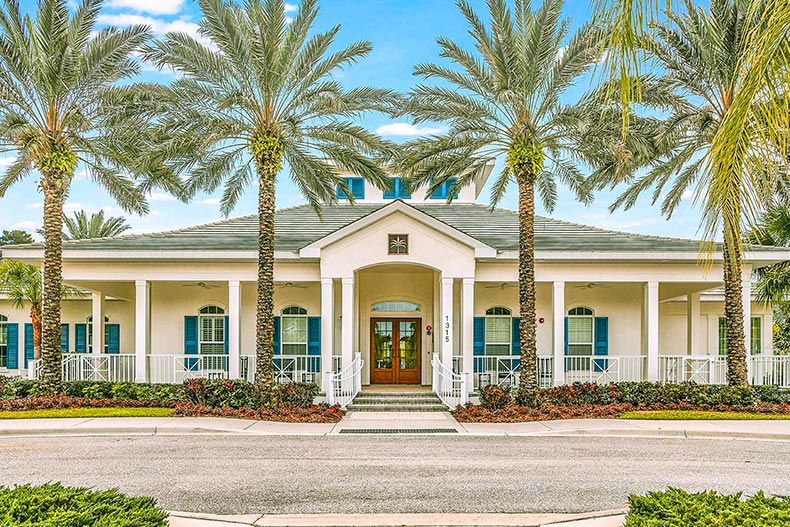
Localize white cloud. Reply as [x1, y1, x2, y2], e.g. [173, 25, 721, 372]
[10, 220, 39, 230]
[107, 0, 184, 15]
[97, 14, 201, 41]
[284, 3, 298, 12]
[198, 197, 221, 205]
[0, 156, 16, 169]
[148, 192, 177, 202]
[375, 123, 448, 137]
[26, 202, 43, 210]
[681, 189, 694, 201]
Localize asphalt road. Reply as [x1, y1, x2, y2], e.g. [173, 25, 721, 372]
[1, 434, 788, 514]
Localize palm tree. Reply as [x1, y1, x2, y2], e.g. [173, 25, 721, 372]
[0, 260, 81, 361]
[0, 0, 177, 388]
[590, 0, 790, 385]
[142, 0, 397, 391]
[748, 206, 790, 304]
[37, 210, 131, 240]
[396, 0, 623, 398]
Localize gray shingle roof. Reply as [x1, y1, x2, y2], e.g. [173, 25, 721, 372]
[2, 201, 746, 254]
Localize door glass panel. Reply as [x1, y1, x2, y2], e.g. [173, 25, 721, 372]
[399, 321, 418, 370]
[373, 321, 393, 369]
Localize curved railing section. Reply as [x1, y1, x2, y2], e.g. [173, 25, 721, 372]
[326, 352, 363, 409]
[432, 355, 468, 409]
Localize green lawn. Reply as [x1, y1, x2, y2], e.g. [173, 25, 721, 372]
[620, 410, 790, 420]
[0, 407, 175, 419]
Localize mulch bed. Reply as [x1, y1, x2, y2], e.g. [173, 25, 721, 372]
[174, 402, 346, 423]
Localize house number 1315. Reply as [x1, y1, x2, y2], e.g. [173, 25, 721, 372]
[445, 315, 451, 342]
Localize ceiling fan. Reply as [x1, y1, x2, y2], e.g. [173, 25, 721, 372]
[574, 282, 611, 290]
[485, 282, 516, 290]
[276, 282, 308, 289]
[181, 282, 220, 289]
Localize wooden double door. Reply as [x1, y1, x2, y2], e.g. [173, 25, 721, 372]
[370, 318, 421, 384]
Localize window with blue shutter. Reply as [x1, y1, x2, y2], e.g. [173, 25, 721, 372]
[383, 177, 411, 199]
[273, 316, 281, 355]
[336, 177, 366, 200]
[511, 317, 521, 356]
[106, 324, 120, 354]
[184, 316, 198, 369]
[61, 323, 69, 353]
[24, 323, 34, 367]
[6, 323, 18, 369]
[593, 317, 609, 372]
[307, 316, 321, 372]
[75, 323, 87, 353]
[429, 177, 459, 200]
[473, 317, 485, 373]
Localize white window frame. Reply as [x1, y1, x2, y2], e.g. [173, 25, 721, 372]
[87, 315, 110, 354]
[567, 306, 594, 356]
[0, 314, 7, 368]
[281, 306, 308, 356]
[484, 306, 512, 356]
[198, 305, 225, 355]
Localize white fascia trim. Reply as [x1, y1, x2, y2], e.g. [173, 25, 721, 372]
[494, 250, 790, 263]
[298, 200, 498, 258]
[0, 249, 301, 260]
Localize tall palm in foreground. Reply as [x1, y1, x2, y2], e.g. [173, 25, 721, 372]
[0, 0, 175, 388]
[143, 0, 397, 391]
[591, 0, 790, 385]
[397, 0, 623, 397]
[0, 260, 81, 361]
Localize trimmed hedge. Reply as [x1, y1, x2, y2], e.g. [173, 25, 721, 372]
[0, 483, 168, 527]
[626, 489, 790, 526]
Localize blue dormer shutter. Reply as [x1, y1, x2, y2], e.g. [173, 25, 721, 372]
[24, 323, 34, 367]
[5, 323, 18, 369]
[430, 180, 446, 199]
[383, 178, 398, 199]
[75, 323, 87, 353]
[106, 324, 120, 354]
[61, 323, 69, 353]
[511, 317, 520, 356]
[273, 316, 281, 355]
[398, 178, 411, 198]
[350, 178, 365, 199]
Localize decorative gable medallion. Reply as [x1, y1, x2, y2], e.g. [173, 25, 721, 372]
[388, 234, 408, 255]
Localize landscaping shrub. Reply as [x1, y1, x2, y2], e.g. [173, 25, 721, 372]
[625, 488, 790, 526]
[277, 382, 320, 408]
[0, 483, 168, 526]
[0, 397, 176, 412]
[174, 401, 344, 423]
[180, 378, 265, 408]
[479, 384, 512, 410]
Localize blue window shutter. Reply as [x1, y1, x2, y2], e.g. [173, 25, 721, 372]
[448, 177, 459, 199]
[75, 323, 87, 353]
[24, 323, 34, 367]
[383, 178, 398, 199]
[6, 323, 18, 369]
[473, 317, 485, 356]
[107, 324, 120, 354]
[307, 317, 321, 356]
[336, 178, 348, 199]
[273, 316, 281, 355]
[511, 317, 520, 355]
[351, 178, 365, 199]
[184, 316, 198, 355]
[594, 317, 609, 356]
[60, 323, 69, 353]
[398, 178, 411, 199]
[563, 317, 569, 355]
[223, 315, 229, 354]
[429, 179, 446, 199]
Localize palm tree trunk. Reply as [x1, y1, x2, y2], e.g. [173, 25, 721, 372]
[515, 165, 538, 398]
[723, 220, 748, 386]
[39, 172, 66, 389]
[30, 303, 42, 361]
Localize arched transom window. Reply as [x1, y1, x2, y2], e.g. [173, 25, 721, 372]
[567, 307, 594, 356]
[0, 315, 7, 368]
[281, 306, 307, 355]
[371, 300, 421, 312]
[199, 305, 225, 354]
[485, 307, 511, 356]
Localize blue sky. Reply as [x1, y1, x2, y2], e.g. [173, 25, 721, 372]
[1, 0, 702, 239]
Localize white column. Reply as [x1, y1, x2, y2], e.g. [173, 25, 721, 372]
[552, 281, 565, 386]
[687, 292, 701, 356]
[91, 291, 104, 354]
[320, 278, 334, 387]
[134, 280, 149, 383]
[440, 277, 454, 370]
[341, 277, 354, 368]
[228, 280, 241, 379]
[742, 269, 752, 356]
[461, 278, 474, 393]
[645, 281, 659, 381]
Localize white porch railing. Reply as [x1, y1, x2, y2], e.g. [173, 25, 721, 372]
[61, 353, 136, 382]
[750, 355, 790, 388]
[466, 355, 554, 390]
[565, 356, 646, 384]
[326, 352, 362, 409]
[432, 355, 467, 408]
[332, 355, 342, 373]
[148, 355, 230, 384]
[239, 354, 323, 385]
[659, 355, 727, 385]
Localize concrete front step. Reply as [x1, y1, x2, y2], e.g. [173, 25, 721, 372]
[348, 391, 448, 412]
[346, 403, 449, 412]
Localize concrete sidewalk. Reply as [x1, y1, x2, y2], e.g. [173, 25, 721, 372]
[168, 510, 628, 527]
[0, 413, 789, 441]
